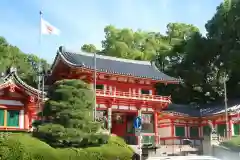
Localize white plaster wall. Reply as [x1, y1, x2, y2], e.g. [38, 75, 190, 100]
[174, 139, 181, 145]
[158, 126, 171, 137]
[19, 110, 24, 129]
[159, 119, 171, 123]
[0, 99, 24, 106]
[161, 139, 181, 145]
[165, 139, 173, 145]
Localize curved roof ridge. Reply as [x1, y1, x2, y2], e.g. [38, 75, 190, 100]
[56, 46, 180, 82]
[2, 70, 46, 96]
[64, 49, 152, 65]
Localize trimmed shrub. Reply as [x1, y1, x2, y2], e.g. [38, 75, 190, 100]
[0, 133, 59, 160]
[107, 135, 134, 152]
[0, 133, 133, 160]
[221, 136, 240, 151]
[57, 148, 90, 160]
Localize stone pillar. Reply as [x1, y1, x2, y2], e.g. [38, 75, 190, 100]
[171, 119, 175, 145]
[107, 107, 112, 133]
[202, 135, 213, 156]
[137, 108, 142, 145]
[186, 121, 189, 138]
[229, 120, 233, 137]
[231, 121, 235, 136]
[154, 111, 158, 144]
[137, 108, 142, 117]
[199, 125, 203, 137]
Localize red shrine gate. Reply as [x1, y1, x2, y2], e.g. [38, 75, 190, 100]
[46, 46, 179, 145]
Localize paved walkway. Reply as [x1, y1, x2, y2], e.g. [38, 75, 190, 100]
[130, 145, 200, 156]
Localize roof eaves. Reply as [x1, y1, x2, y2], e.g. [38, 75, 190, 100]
[12, 72, 46, 96]
[58, 46, 84, 67]
[2, 71, 46, 97]
[57, 46, 180, 82]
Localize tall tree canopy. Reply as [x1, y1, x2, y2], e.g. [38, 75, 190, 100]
[81, 24, 199, 61]
[81, 0, 240, 106]
[0, 36, 49, 87]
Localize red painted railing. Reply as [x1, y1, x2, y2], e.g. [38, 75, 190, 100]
[96, 89, 171, 102]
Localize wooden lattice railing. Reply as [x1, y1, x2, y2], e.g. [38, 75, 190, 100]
[96, 89, 171, 102]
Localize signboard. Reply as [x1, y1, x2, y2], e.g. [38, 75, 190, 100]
[133, 116, 142, 136]
[211, 129, 218, 141]
[135, 128, 141, 136]
[133, 116, 142, 129]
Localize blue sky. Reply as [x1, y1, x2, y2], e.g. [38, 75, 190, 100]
[0, 0, 222, 63]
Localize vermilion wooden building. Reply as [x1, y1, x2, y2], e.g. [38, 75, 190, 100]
[47, 46, 240, 146]
[0, 68, 43, 131]
[160, 102, 240, 145]
[47, 46, 179, 145]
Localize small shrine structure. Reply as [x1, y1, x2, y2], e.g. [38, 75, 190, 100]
[0, 67, 43, 131]
[158, 102, 240, 145]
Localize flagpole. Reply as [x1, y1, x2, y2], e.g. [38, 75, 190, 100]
[93, 51, 97, 121]
[38, 11, 43, 122]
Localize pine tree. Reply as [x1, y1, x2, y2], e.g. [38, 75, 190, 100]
[33, 79, 108, 148]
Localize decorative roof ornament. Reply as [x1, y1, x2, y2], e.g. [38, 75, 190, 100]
[59, 46, 66, 53]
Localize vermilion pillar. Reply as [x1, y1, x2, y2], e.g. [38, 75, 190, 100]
[171, 119, 174, 145]
[154, 111, 158, 144]
[24, 107, 29, 130]
[228, 120, 232, 138]
[186, 121, 189, 138]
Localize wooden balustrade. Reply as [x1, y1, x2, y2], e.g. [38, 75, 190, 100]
[96, 89, 171, 102]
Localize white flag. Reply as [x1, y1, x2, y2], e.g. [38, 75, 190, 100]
[41, 18, 60, 35]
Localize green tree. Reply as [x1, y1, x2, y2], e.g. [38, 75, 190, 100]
[82, 23, 198, 62]
[0, 36, 49, 88]
[33, 79, 108, 148]
[81, 44, 99, 53]
[205, 0, 240, 98]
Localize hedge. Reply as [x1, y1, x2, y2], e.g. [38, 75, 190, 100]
[221, 136, 240, 152]
[0, 133, 133, 160]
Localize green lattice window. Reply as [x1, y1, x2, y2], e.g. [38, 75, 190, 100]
[234, 124, 240, 135]
[190, 126, 199, 137]
[0, 109, 4, 126]
[175, 126, 185, 137]
[7, 110, 19, 127]
[217, 124, 226, 137]
[141, 135, 155, 145]
[203, 126, 211, 135]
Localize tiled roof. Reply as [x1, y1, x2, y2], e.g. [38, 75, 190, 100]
[163, 100, 240, 117]
[0, 68, 45, 97]
[200, 99, 240, 116]
[57, 46, 179, 82]
[164, 104, 200, 117]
